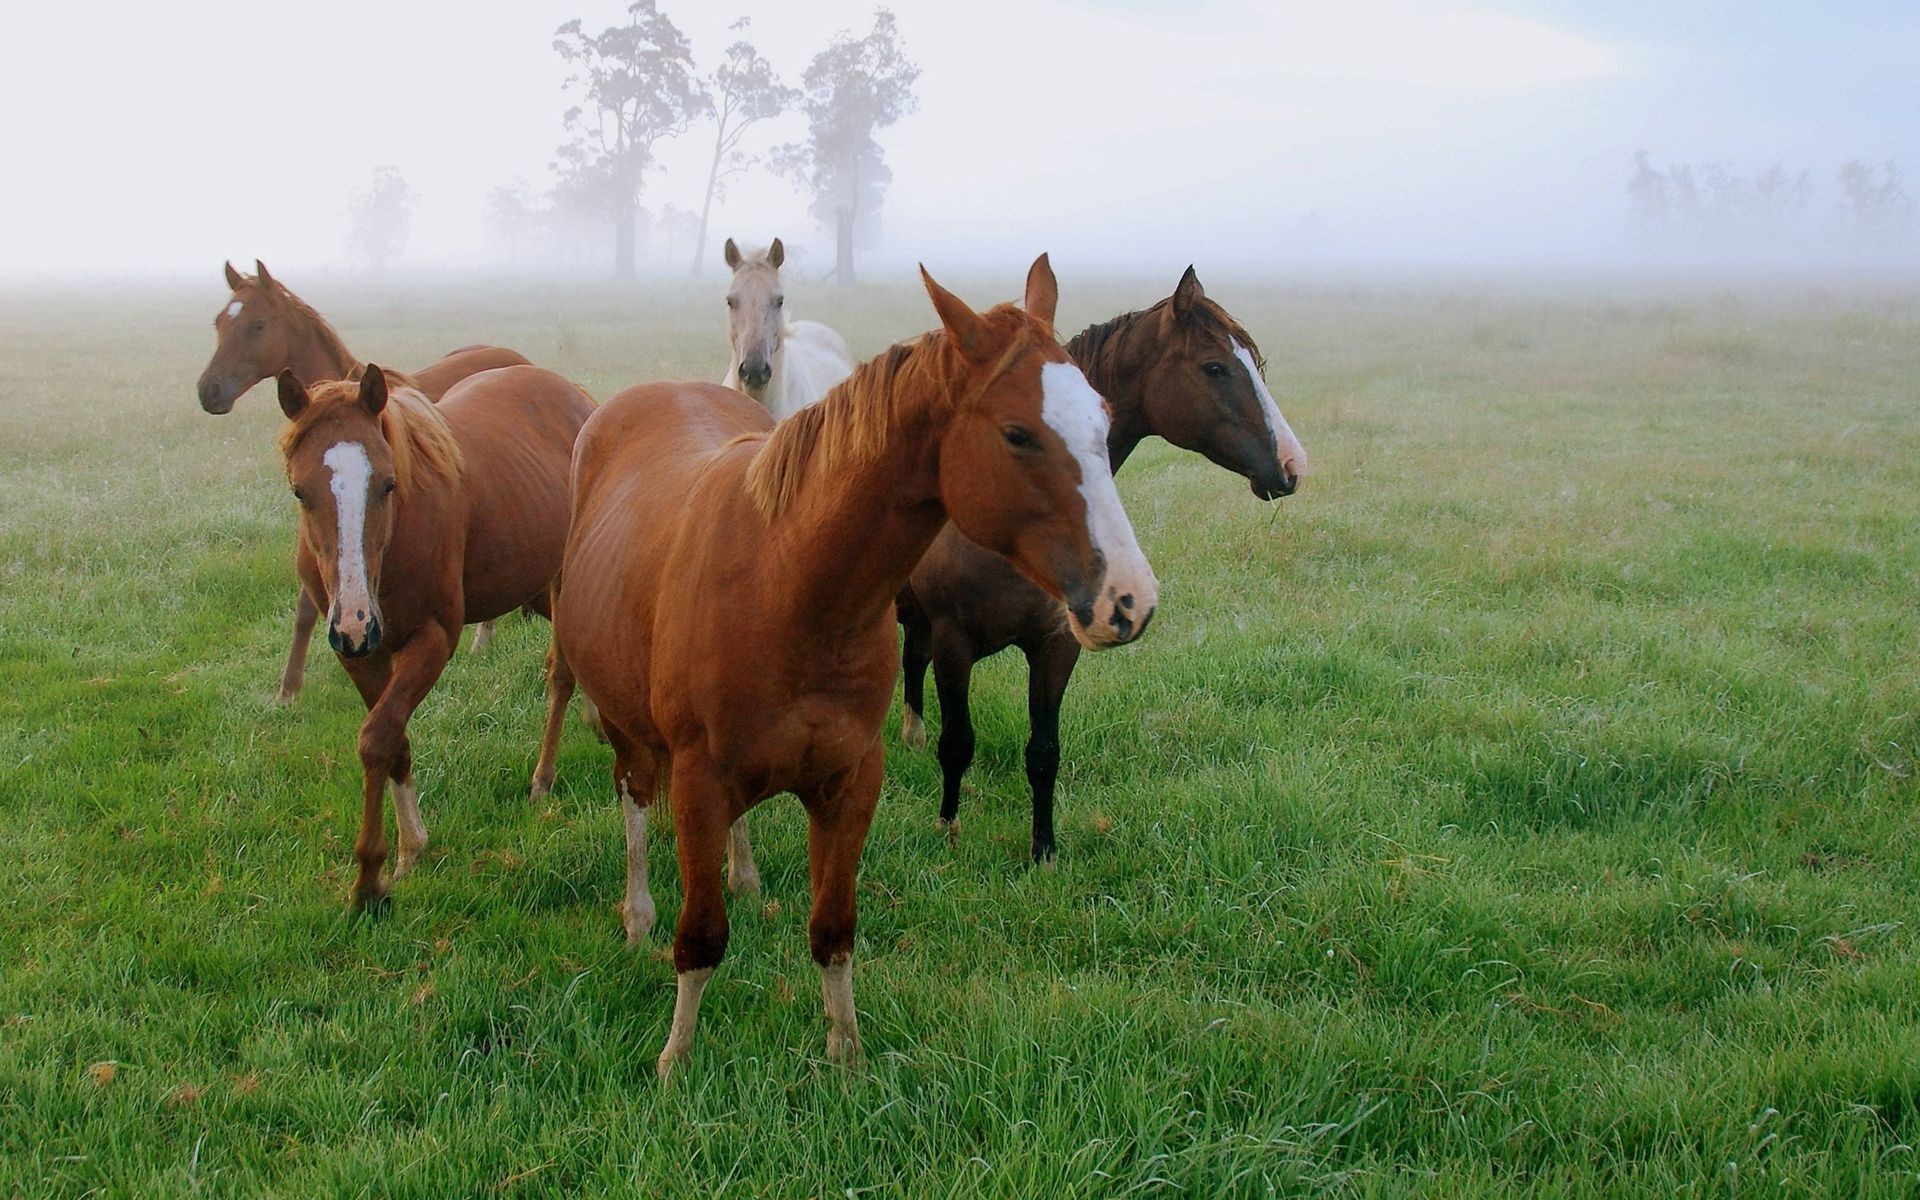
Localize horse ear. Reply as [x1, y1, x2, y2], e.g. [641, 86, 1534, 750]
[767, 237, 785, 269]
[254, 259, 276, 290]
[359, 364, 389, 416]
[1022, 253, 1058, 327]
[921, 266, 993, 364]
[277, 369, 308, 420]
[723, 238, 741, 270]
[1170, 265, 1204, 321]
[225, 261, 245, 291]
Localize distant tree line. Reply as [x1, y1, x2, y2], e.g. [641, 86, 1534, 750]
[1628, 151, 1914, 252]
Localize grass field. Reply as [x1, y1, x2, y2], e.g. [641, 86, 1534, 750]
[3, 269, 1919, 1196]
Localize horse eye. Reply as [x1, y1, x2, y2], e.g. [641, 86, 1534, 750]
[1002, 425, 1038, 451]
[1203, 361, 1229, 378]
[726, 297, 737, 309]
[291, 486, 307, 504]
[774, 296, 784, 307]
[248, 321, 267, 334]
[382, 479, 397, 497]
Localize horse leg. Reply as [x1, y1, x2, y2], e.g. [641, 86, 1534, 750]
[528, 604, 574, 802]
[726, 816, 761, 899]
[345, 628, 452, 910]
[277, 589, 320, 705]
[897, 589, 932, 751]
[658, 757, 737, 1078]
[932, 625, 976, 840]
[606, 727, 661, 945]
[1022, 632, 1081, 864]
[800, 744, 883, 1065]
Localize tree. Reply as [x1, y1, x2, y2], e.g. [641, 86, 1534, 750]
[690, 19, 797, 276]
[774, 8, 919, 285]
[347, 165, 417, 272]
[1837, 160, 1913, 246]
[483, 176, 542, 265]
[553, 1, 700, 279]
[1626, 150, 1670, 230]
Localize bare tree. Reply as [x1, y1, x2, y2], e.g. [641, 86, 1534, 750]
[483, 177, 542, 266]
[347, 166, 417, 273]
[1837, 160, 1914, 245]
[774, 8, 919, 285]
[1626, 150, 1670, 231]
[690, 19, 797, 276]
[553, 1, 700, 279]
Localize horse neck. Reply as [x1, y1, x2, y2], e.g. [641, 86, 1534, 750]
[770, 379, 949, 632]
[284, 305, 359, 383]
[1068, 313, 1153, 471]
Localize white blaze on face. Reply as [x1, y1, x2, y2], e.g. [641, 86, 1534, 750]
[323, 441, 376, 628]
[1038, 361, 1158, 646]
[1232, 340, 1307, 476]
[224, 300, 244, 320]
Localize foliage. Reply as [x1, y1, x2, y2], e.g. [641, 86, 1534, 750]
[552, 0, 700, 276]
[1836, 160, 1915, 244]
[482, 177, 542, 264]
[345, 165, 417, 272]
[773, 8, 919, 281]
[690, 18, 797, 273]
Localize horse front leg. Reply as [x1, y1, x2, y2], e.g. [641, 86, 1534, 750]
[658, 757, 741, 1078]
[931, 625, 977, 841]
[1022, 632, 1081, 864]
[801, 744, 883, 1066]
[346, 627, 452, 910]
[277, 589, 320, 705]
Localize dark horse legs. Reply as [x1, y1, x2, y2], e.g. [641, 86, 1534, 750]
[931, 626, 975, 838]
[1020, 633, 1081, 862]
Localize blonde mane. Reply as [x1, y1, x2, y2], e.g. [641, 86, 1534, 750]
[743, 306, 1041, 519]
[278, 379, 465, 493]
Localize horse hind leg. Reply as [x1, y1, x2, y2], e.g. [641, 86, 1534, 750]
[726, 817, 761, 899]
[277, 589, 320, 705]
[467, 619, 497, 656]
[899, 600, 933, 752]
[608, 731, 662, 945]
[528, 629, 575, 803]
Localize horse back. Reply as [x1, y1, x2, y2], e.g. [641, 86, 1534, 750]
[436, 365, 595, 622]
[410, 345, 533, 401]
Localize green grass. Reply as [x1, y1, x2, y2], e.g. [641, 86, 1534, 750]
[3, 272, 1920, 1196]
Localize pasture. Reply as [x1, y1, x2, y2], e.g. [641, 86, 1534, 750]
[3, 271, 1919, 1196]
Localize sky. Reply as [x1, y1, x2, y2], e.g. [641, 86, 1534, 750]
[0, 0, 1914, 279]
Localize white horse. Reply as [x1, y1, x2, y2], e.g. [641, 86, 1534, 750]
[721, 237, 854, 420]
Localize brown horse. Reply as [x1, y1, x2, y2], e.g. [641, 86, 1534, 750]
[898, 267, 1308, 860]
[197, 260, 531, 700]
[277, 363, 593, 910]
[555, 257, 1157, 1074]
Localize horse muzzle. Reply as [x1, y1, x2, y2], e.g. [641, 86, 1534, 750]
[197, 375, 237, 415]
[739, 359, 773, 395]
[1065, 569, 1159, 650]
[328, 609, 382, 658]
[1252, 459, 1300, 500]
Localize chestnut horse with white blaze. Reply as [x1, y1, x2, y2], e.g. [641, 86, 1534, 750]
[277, 364, 593, 911]
[720, 237, 854, 420]
[899, 267, 1308, 861]
[555, 257, 1157, 1074]
[197, 260, 531, 700]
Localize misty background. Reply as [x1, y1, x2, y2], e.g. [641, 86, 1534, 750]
[2, 0, 1916, 282]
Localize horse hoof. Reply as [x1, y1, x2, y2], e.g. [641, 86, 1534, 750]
[656, 1049, 682, 1080]
[826, 1029, 861, 1066]
[1031, 845, 1057, 868]
[352, 889, 392, 918]
[727, 869, 761, 900]
[937, 817, 960, 846]
[622, 902, 656, 946]
[274, 685, 298, 707]
[528, 777, 552, 804]
[901, 711, 926, 751]
[392, 853, 420, 881]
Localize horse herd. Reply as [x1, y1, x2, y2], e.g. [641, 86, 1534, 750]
[193, 245, 1308, 1075]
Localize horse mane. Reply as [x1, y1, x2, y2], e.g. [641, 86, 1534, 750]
[277, 380, 465, 493]
[1067, 295, 1267, 385]
[245, 274, 357, 366]
[743, 305, 1039, 520]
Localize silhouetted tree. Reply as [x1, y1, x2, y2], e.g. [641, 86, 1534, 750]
[483, 177, 542, 265]
[690, 18, 797, 275]
[774, 9, 919, 285]
[553, 1, 699, 279]
[1837, 160, 1913, 245]
[347, 166, 417, 272]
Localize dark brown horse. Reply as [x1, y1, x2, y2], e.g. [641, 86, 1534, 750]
[197, 260, 531, 700]
[554, 258, 1157, 1074]
[899, 267, 1307, 860]
[277, 364, 593, 910]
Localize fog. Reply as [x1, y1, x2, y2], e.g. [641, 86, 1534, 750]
[3, 0, 1916, 282]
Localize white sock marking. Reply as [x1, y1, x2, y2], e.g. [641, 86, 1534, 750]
[621, 781, 655, 943]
